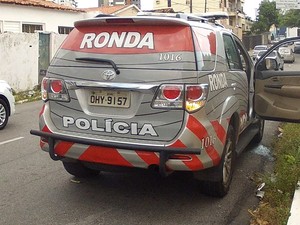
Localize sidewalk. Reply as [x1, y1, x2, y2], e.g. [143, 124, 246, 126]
[287, 181, 300, 225]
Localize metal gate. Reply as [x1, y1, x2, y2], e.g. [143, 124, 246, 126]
[38, 33, 50, 83]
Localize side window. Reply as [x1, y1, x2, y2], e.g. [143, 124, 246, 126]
[192, 27, 216, 71]
[223, 34, 242, 70]
[235, 39, 250, 72]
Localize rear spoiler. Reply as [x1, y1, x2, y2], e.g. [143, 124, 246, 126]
[74, 16, 194, 28]
[75, 12, 228, 28]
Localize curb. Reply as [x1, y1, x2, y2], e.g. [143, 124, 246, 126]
[287, 181, 300, 225]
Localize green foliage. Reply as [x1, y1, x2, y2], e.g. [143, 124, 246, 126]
[280, 9, 300, 28]
[251, 0, 281, 34]
[251, 123, 300, 225]
[14, 86, 41, 103]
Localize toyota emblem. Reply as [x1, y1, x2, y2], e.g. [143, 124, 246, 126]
[102, 70, 116, 81]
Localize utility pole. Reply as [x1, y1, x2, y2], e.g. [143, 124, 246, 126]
[168, 0, 171, 7]
[190, 0, 192, 13]
[204, 0, 207, 13]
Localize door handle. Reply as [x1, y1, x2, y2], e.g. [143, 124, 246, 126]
[271, 77, 279, 82]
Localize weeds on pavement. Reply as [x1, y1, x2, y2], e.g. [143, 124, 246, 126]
[250, 123, 300, 225]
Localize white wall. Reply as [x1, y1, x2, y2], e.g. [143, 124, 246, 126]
[0, 4, 85, 33]
[0, 33, 39, 91]
[287, 27, 299, 38]
[0, 32, 66, 91]
[50, 33, 68, 59]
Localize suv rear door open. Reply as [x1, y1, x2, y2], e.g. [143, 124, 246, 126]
[254, 37, 300, 122]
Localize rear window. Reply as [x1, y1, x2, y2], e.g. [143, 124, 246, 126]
[63, 25, 194, 54]
[269, 51, 276, 57]
[258, 50, 267, 56]
[192, 27, 216, 71]
[59, 24, 197, 70]
[254, 46, 267, 50]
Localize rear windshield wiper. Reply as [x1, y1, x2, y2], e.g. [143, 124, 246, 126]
[76, 57, 120, 75]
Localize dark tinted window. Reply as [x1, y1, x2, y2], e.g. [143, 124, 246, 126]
[223, 34, 242, 70]
[22, 24, 43, 33]
[58, 26, 73, 34]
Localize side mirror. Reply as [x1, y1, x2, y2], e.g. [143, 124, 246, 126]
[265, 58, 278, 70]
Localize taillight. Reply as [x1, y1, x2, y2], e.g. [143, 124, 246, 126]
[162, 85, 182, 101]
[41, 77, 70, 102]
[152, 84, 208, 112]
[186, 85, 203, 100]
[41, 78, 48, 101]
[152, 84, 183, 109]
[50, 80, 63, 93]
[185, 84, 208, 112]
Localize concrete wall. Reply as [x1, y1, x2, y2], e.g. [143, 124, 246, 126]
[0, 32, 66, 91]
[50, 33, 68, 59]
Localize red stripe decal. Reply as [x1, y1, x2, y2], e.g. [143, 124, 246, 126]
[79, 146, 133, 167]
[170, 140, 204, 170]
[211, 121, 226, 145]
[39, 104, 45, 117]
[136, 151, 159, 166]
[62, 26, 194, 54]
[42, 125, 51, 133]
[54, 141, 74, 156]
[187, 115, 221, 166]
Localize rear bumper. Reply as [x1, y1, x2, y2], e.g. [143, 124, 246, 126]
[30, 130, 201, 176]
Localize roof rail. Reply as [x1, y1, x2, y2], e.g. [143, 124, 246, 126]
[194, 12, 229, 21]
[137, 12, 207, 23]
[194, 12, 229, 28]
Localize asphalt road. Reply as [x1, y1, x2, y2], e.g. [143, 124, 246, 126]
[0, 100, 279, 225]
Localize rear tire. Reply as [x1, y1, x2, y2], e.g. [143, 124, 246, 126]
[0, 99, 9, 130]
[197, 125, 236, 197]
[62, 161, 100, 178]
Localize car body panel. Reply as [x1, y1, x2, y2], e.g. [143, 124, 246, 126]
[252, 45, 268, 59]
[254, 37, 300, 122]
[278, 46, 295, 63]
[0, 80, 15, 117]
[294, 41, 300, 53]
[33, 15, 253, 174]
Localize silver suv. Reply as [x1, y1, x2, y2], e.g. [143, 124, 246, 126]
[30, 13, 300, 197]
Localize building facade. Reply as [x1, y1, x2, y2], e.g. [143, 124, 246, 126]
[98, 0, 141, 8]
[50, 0, 77, 7]
[153, 0, 248, 39]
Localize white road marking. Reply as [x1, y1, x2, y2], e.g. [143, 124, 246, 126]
[0, 137, 24, 146]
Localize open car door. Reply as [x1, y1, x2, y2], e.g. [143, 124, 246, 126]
[254, 37, 300, 122]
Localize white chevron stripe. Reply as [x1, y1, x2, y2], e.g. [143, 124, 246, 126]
[117, 149, 149, 168]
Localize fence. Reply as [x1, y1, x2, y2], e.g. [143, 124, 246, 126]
[0, 32, 66, 92]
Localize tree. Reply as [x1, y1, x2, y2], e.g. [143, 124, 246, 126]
[251, 0, 280, 34]
[280, 9, 300, 28]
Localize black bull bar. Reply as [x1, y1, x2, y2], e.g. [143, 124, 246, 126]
[30, 130, 201, 176]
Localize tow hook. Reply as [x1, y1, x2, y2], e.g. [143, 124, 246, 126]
[159, 151, 170, 177]
[48, 137, 64, 161]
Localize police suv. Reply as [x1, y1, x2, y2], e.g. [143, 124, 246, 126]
[30, 12, 300, 197]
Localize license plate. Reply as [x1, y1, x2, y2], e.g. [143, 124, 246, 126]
[89, 90, 130, 108]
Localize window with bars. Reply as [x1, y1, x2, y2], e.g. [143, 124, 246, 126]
[58, 26, 73, 34]
[22, 24, 43, 33]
